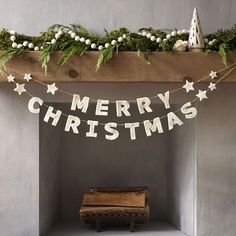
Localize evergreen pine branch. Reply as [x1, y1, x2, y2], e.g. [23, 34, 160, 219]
[0, 50, 16, 75]
[96, 45, 116, 71]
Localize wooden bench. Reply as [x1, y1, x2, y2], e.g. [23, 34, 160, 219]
[80, 186, 150, 232]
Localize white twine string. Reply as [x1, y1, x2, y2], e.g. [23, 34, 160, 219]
[5, 62, 236, 103]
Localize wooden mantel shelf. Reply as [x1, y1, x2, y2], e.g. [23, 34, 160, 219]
[0, 51, 235, 83]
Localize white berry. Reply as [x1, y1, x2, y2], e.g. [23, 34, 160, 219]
[156, 37, 161, 43]
[40, 46, 44, 50]
[142, 31, 147, 36]
[122, 34, 127, 39]
[80, 37, 85, 42]
[171, 31, 177, 37]
[28, 43, 34, 48]
[85, 39, 91, 45]
[55, 33, 60, 39]
[118, 37, 123, 42]
[34, 46, 39, 51]
[150, 36, 156, 41]
[166, 34, 171, 39]
[10, 35, 16, 41]
[177, 30, 182, 35]
[204, 38, 209, 43]
[58, 30, 63, 35]
[98, 45, 104, 51]
[51, 39, 56, 44]
[9, 30, 16, 35]
[182, 29, 187, 34]
[75, 36, 80, 41]
[17, 44, 22, 49]
[105, 43, 110, 48]
[12, 42, 17, 48]
[208, 41, 213, 46]
[111, 40, 117, 45]
[68, 30, 73, 35]
[163, 38, 167, 42]
[91, 43, 96, 49]
[23, 41, 28, 46]
[146, 33, 152, 38]
[71, 32, 76, 38]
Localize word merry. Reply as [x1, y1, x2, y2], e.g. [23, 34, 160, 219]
[28, 97, 197, 140]
[70, 91, 170, 116]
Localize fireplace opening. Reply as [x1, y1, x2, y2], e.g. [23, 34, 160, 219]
[39, 96, 196, 236]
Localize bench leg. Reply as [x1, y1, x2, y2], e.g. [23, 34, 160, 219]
[96, 216, 101, 232]
[130, 218, 135, 232]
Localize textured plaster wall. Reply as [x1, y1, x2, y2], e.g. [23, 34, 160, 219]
[197, 84, 236, 236]
[168, 116, 196, 236]
[0, 1, 236, 236]
[0, 0, 236, 35]
[39, 109, 63, 236]
[0, 85, 39, 236]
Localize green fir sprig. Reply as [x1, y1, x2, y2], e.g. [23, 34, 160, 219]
[1, 24, 236, 73]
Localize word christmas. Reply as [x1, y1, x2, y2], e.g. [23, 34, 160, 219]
[28, 92, 197, 140]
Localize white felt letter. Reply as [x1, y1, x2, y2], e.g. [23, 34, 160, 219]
[116, 100, 131, 117]
[125, 122, 140, 140]
[143, 117, 163, 136]
[167, 112, 183, 130]
[158, 91, 170, 109]
[181, 102, 197, 119]
[28, 97, 43, 114]
[95, 99, 109, 116]
[44, 106, 62, 126]
[71, 94, 90, 113]
[86, 120, 99, 138]
[65, 115, 81, 133]
[105, 122, 119, 140]
[136, 97, 152, 114]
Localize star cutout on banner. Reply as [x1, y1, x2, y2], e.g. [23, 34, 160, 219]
[209, 71, 217, 80]
[24, 73, 33, 82]
[196, 90, 208, 101]
[7, 74, 15, 83]
[47, 83, 58, 95]
[13, 83, 26, 95]
[183, 80, 194, 93]
[208, 82, 216, 91]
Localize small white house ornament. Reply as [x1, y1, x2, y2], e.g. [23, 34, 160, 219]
[188, 8, 204, 51]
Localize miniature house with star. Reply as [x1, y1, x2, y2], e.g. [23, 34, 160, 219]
[188, 8, 204, 51]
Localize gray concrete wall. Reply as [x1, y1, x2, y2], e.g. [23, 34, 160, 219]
[0, 85, 39, 236]
[197, 84, 236, 236]
[39, 107, 63, 236]
[0, 1, 236, 236]
[0, 0, 236, 35]
[168, 116, 196, 236]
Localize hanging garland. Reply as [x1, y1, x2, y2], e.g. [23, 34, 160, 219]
[1, 8, 236, 140]
[1, 23, 236, 73]
[3, 64, 236, 140]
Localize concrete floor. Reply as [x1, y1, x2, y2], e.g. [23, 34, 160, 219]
[46, 221, 188, 236]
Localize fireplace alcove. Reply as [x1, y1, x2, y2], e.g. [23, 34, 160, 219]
[38, 82, 196, 236]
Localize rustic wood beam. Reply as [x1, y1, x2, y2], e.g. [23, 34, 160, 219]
[0, 52, 235, 83]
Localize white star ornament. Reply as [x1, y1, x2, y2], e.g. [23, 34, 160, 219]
[47, 83, 58, 95]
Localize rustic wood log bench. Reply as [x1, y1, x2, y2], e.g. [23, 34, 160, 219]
[80, 186, 150, 232]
